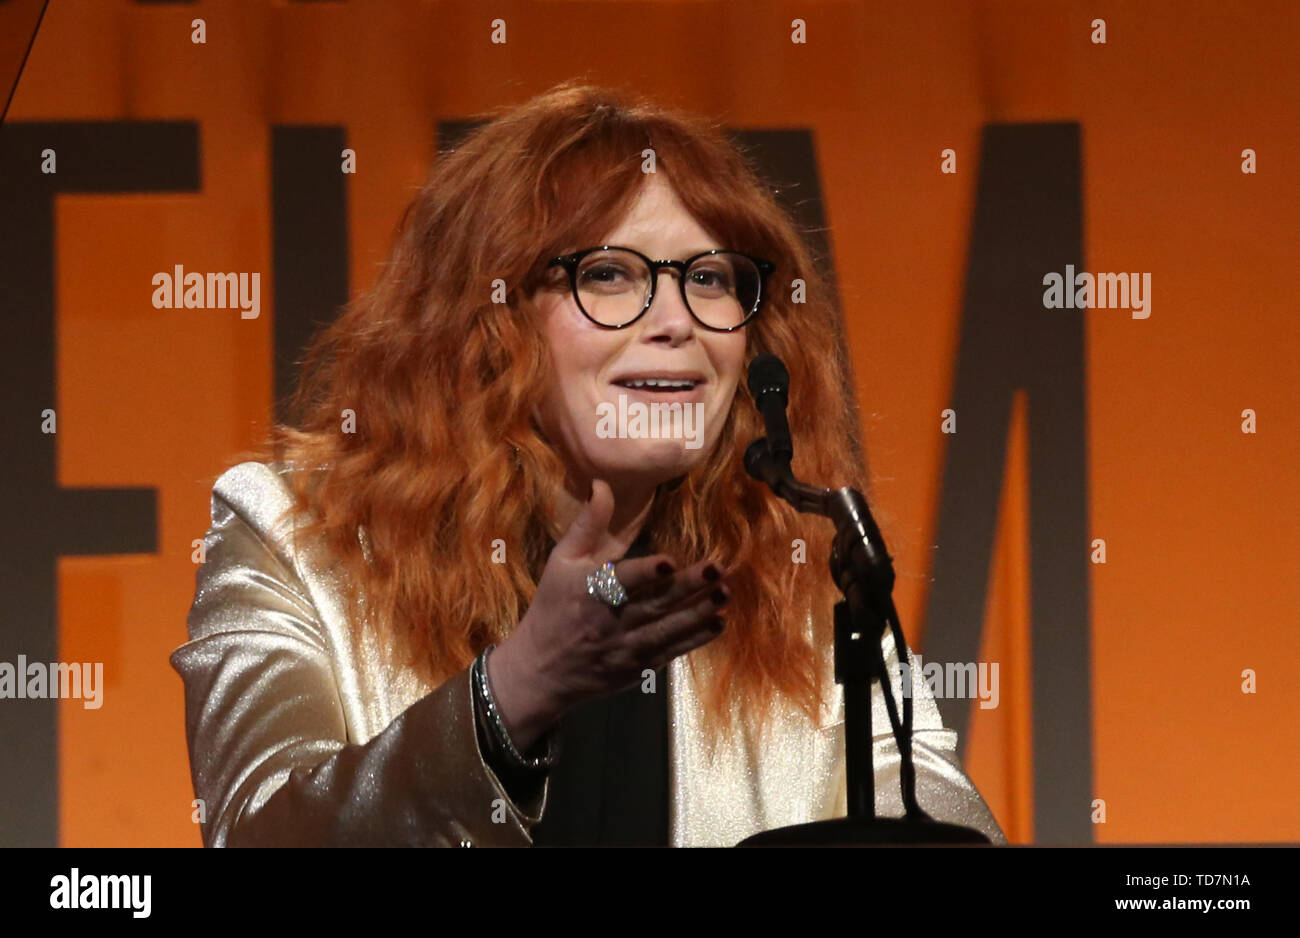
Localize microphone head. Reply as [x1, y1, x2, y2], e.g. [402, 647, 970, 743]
[747, 354, 789, 403]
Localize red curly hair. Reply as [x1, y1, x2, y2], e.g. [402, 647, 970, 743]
[252, 80, 869, 753]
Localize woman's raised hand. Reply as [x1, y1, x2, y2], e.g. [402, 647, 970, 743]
[486, 479, 729, 752]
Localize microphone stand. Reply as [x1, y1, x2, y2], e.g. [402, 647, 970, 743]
[736, 438, 990, 845]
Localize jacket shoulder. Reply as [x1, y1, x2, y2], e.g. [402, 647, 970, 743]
[211, 460, 294, 514]
[198, 460, 330, 584]
[208, 460, 321, 536]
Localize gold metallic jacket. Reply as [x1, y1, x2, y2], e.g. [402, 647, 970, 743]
[171, 461, 1006, 847]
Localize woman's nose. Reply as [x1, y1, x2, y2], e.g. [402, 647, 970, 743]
[641, 268, 696, 337]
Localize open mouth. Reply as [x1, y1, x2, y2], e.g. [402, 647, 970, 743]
[614, 378, 699, 392]
[611, 372, 706, 395]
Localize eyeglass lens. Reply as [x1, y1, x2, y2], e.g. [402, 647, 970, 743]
[573, 248, 761, 328]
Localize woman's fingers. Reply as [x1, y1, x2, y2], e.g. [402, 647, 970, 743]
[613, 558, 728, 629]
[645, 620, 725, 672]
[625, 585, 727, 661]
[606, 554, 678, 604]
[563, 551, 731, 693]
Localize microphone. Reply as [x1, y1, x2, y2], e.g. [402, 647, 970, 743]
[746, 354, 793, 464]
[738, 348, 957, 843]
[743, 352, 895, 591]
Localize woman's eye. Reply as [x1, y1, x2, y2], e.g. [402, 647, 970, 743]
[581, 264, 630, 283]
[690, 268, 730, 289]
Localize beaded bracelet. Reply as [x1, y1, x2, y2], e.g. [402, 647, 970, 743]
[471, 644, 560, 772]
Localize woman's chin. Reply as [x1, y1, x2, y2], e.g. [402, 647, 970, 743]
[598, 441, 702, 482]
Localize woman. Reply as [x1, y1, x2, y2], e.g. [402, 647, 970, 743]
[171, 81, 1005, 847]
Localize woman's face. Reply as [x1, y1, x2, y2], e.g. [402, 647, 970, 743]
[531, 175, 748, 491]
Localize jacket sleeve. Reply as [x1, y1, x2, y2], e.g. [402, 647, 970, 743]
[836, 629, 1009, 844]
[169, 475, 548, 847]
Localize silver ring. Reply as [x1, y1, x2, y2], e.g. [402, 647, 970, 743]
[586, 561, 628, 608]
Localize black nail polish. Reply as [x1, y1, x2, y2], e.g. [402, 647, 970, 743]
[703, 564, 721, 582]
[709, 616, 725, 633]
[711, 589, 728, 606]
[656, 561, 675, 577]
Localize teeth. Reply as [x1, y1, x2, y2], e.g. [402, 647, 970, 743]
[621, 378, 695, 390]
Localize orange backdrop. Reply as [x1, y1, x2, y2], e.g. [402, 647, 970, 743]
[4, 0, 1296, 846]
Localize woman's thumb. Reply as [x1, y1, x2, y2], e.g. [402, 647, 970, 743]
[556, 478, 614, 558]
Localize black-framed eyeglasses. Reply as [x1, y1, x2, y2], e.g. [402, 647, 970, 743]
[546, 245, 776, 332]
